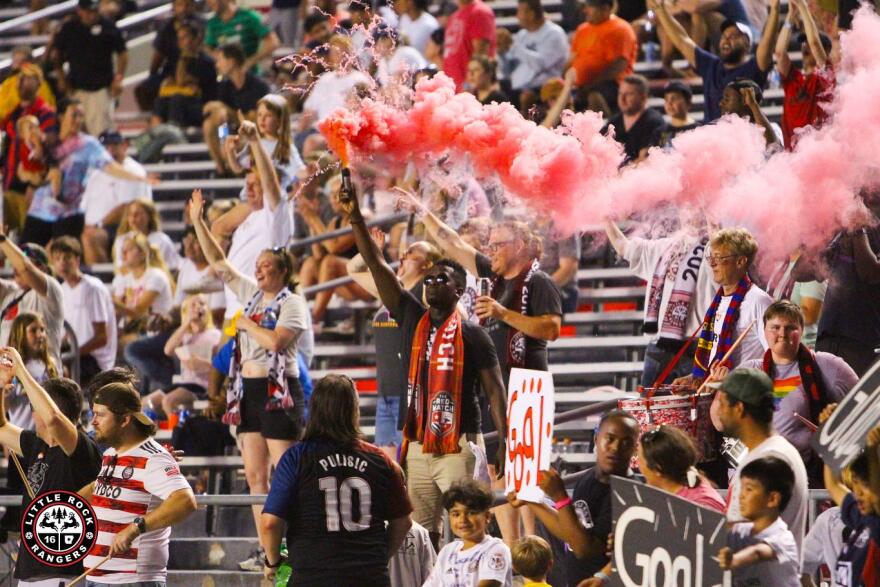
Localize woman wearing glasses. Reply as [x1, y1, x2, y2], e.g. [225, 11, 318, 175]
[189, 188, 309, 567]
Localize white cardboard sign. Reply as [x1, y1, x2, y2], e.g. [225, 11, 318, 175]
[505, 368, 555, 503]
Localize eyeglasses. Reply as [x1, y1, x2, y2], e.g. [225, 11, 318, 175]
[424, 274, 450, 286]
[704, 254, 738, 264]
[487, 240, 515, 253]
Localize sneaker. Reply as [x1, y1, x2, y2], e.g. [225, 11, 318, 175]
[238, 547, 265, 572]
[323, 318, 355, 335]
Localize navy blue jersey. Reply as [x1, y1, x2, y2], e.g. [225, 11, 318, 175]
[264, 439, 412, 586]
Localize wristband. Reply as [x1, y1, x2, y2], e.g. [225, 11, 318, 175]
[783, 21, 793, 29]
[593, 571, 611, 584]
[263, 555, 283, 568]
[554, 496, 572, 510]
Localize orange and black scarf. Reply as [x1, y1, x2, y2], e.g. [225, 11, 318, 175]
[402, 310, 465, 457]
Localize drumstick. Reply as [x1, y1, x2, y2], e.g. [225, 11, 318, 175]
[67, 553, 112, 587]
[10, 452, 34, 500]
[695, 319, 757, 396]
[793, 412, 819, 432]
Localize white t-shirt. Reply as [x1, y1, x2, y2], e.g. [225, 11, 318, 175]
[112, 267, 174, 318]
[84, 438, 192, 584]
[727, 518, 800, 587]
[622, 236, 717, 337]
[503, 20, 569, 91]
[389, 521, 436, 587]
[224, 202, 292, 319]
[377, 47, 428, 85]
[801, 506, 845, 575]
[236, 135, 305, 192]
[175, 259, 226, 311]
[398, 11, 440, 55]
[302, 70, 371, 125]
[727, 434, 808, 553]
[423, 535, 512, 587]
[114, 230, 182, 272]
[62, 273, 118, 370]
[82, 156, 152, 226]
[0, 277, 65, 368]
[7, 359, 56, 430]
[707, 285, 773, 367]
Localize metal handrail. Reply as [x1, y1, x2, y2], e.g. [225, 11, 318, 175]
[115, 2, 172, 29]
[0, 0, 76, 36]
[482, 398, 621, 444]
[290, 212, 409, 251]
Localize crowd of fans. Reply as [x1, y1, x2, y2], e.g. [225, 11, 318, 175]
[0, 0, 877, 584]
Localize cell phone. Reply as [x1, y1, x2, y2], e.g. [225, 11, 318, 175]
[217, 123, 229, 140]
[479, 277, 491, 297]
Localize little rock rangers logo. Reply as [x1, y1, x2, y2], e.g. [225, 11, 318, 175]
[21, 490, 97, 567]
[430, 391, 455, 437]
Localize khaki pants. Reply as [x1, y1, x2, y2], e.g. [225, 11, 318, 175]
[73, 88, 113, 137]
[2, 189, 29, 234]
[405, 434, 482, 533]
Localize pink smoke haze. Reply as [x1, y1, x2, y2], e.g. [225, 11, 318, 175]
[321, 8, 880, 259]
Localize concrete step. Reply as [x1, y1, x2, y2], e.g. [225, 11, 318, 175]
[168, 537, 260, 570]
[166, 569, 265, 586]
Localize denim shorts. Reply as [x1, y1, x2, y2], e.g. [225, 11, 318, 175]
[374, 395, 403, 447]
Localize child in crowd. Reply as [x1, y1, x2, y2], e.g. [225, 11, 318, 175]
[6, 312, 60, 430]
[14, 114, 60, 208]
[511, 535, 553, 587]
[423, 480, 513, 587]
[718, 456, 800, 587]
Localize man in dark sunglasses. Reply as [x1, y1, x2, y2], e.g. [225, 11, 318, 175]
[340, 178, 507, 550]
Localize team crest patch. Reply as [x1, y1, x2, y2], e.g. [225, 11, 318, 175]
[488, 553, 506, 571]
[164, 465, 180, 478]
[121, 466, 134, 480]
[430, 392, 455, 437]
[510, 331, 526, 365]
[21, 490, 97, 567]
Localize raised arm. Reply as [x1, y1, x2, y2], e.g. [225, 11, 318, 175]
[0, 360, 23, 456]
[741, 86, 780, 148]
[189, 190, 246, 284]
[796, 0, 827, 67]
[0, 231, 48, 296]
[604, 219, 629, 257]
[757, 0, 781, 72]
[649, 0, 697, 67]
[542, 68, 577, 129]
[346, 254, 381, 299]
[239, 113, 282, 211]
[774, 0, 796, 78]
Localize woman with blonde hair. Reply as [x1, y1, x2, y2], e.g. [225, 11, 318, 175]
[112, 198, 182, 272]
[6, 312, 59, 431]
[141, 293, 222, 419]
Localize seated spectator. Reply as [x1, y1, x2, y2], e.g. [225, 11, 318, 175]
[424, 27, 445, 70]
[718, 456, 800, 586]
[1, 68, 57, 237]
[650, 0, 779, 122]
[775, 0, 834, 150]
[602, 74, 666, 164]
[142, 294, 222, 419]
[112, 232, 175, 349]
[719, 78, 782, 150]
[301, 35, 371, 129]
[152, 19, 218, 129]
[81, 131, 153, 265]
[48, 236, 117, 387]
[12, 113, 60, 214]
[204, 0, 280, 74]
[0, 49, 55, 123]
[177, 226, 227, 326]
[423, 480, 513, 586]
[442, 0, 496, 91]
[5, 312, 61, 431]
[467, 56, 508, 105]
[373, 27, 428, 86]
[202, 42, 271, 175]
[568, 0, 638, 117]
[223, 94, 305, 192]
[648, 80, 700, 152]
[512, 536, 554, 587]
[0, 238, 64, 367]
[497, 0, 568, 114]
[395, 0, 440, 55]
[112, 198, 181, 273]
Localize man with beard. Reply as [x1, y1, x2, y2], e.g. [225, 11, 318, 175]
[649, 0, 780, 123]
[601, 74, 666, 164]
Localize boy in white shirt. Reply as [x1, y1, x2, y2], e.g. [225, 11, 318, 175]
[718, 456, 801, 587]
[423, 480, 512, 587]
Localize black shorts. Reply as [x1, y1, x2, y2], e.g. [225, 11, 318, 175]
[170, 382, 208, 398]
[237, 376, 304, 440]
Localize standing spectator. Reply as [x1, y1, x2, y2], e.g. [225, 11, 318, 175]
[736, 301, 857, 485]
[0, 236, 64, 367]
[719, 79, 782, 149]
[0, 48, 55, 122]
[533, 215, 581, 314]
[0, 350, 101, 586]
[443, 0, 496, 90]
[268, 0, 308, 48]
[5, 312, 60, 432]
[81, 131, 153, 265]
[0, 64, 57, 236]
[649, 81, 700, 151]
[343, 181, 508, 549]
[602, 74, 666, 164]
[775, 0, 834, 150]
[81, 382, 198, 584]
[395, 0, 440, 55]
[708, 369, 809, 550]
[204, 0, 280, 73]
[568, 0, 638, 117]
[48, 236, 117, 386]
[52, 0, 128, 136]
[260, 375, 413, 585]
[650, 0, 780, 123]
[497, 0, 569, 113]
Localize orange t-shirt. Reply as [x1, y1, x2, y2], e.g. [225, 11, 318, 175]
[570, 15, 638, 86]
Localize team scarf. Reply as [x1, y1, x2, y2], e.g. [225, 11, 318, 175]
[487, 259, 540, 369]
[762, 344, 827, 424]
[765, 255, 800, 301]
[692, 275, 752, 378]
[223, 287, 294, 426]
[401, 309, 465, 457]
[644, 236, 708, 340]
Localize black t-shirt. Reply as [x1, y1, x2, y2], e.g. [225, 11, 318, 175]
[54, 16, 126, 91]
[603, 108, 667, 163]
[373, 283, 423, 401]
[217, 73, 271, 114]
[15, 429, 103, 580]
[265, 439, 412, 586]
[475, 253, 562, 383]
[153, 16, 205, 78]
[650, 121, 702, 149]
[390, 289, 499, 433]
[168, 52, 219, 101]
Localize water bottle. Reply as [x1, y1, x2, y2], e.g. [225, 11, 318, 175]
[275, 544, 291, 587]
[644, 42, 660, 64]
[143, 402, 159, 423]
[176, 408, 189, 428]
[768, 68, 781, 90]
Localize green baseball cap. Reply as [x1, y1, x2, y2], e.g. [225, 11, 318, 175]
[705, 368, 774, 409]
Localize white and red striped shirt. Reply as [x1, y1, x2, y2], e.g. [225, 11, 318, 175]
[84, 438, 191, 584]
